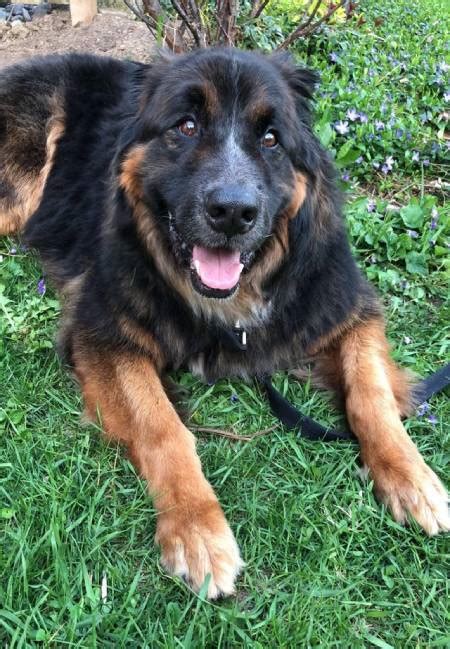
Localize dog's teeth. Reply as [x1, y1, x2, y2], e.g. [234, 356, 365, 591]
[193, 260, 201, 274]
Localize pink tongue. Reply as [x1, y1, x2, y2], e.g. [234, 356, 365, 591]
[192, 245, 243, 290]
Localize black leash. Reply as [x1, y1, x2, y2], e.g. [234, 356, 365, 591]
[222, 323, 450, 443]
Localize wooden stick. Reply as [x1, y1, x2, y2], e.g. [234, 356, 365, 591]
[70, 0, 97, 26]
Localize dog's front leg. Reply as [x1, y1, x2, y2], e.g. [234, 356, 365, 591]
[73, 344, 243, 598]
[323, 317, 449, 534]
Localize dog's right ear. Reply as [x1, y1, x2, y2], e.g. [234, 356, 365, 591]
[139, 48, 177, 108]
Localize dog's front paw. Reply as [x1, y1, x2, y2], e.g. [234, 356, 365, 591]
[156, 499, 244, 598]
[366, 440, 449, 535]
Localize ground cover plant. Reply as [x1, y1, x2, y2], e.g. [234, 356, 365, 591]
[0, 0, 449, 645]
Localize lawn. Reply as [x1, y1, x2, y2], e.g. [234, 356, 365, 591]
[0, 0, 449, 646]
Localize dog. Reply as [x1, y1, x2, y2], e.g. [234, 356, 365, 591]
[1, 48, 448, 599]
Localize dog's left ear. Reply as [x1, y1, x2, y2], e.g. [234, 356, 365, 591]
[270, 52, 321, 172]
[270, 51, 320, 104]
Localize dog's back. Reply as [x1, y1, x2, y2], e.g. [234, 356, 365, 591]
[0, 54, 144, 239]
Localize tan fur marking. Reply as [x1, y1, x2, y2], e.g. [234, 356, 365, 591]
[0, 95, 65, 236]
[201, 81, 219, 115]
[336, 317, 449, 535]
[73, 346, 243, 597]
[238, 171, 307, 299]
[118, 316, 164, 368]
[287, 172, 307, 219]
[119, 145, 147, 202]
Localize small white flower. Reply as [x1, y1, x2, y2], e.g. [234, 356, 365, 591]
[346, 108, 359, 122]
[384, 155, 395, 170]
[335, 120, 350, 135]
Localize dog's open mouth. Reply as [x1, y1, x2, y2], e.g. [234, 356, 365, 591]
[190, 245, 243, 298]
[168, 212, 251, 299]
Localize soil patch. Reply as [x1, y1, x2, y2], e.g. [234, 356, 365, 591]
[0, 8, 154, 68]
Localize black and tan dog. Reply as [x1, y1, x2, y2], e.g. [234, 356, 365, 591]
[0, 49, 448, 598]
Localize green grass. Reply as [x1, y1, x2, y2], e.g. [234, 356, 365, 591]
[1, 0, 449, 646]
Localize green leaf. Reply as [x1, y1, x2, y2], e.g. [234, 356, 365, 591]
[317, 122, 333, 148]
[405, 251, 428, 275]
[400, 203, 424, 228]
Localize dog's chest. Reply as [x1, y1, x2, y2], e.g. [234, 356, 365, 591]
[184, 324, 298, 382]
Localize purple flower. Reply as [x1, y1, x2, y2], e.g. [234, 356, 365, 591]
[367, 199, 376, 213]
[346, 108, 359, 122]
[400, 279, 409, 290]
[375, 120, 385, 131]
[230, 393, 239, 404]
[416, 402, 430, 417]
[444, 92, 450, 103]
[423, 158, 430, 167]
[341, 171, 350, 182]
[412, 151, 420, 162]
[329, 52, 338, 63]
[437, 61, 449, 73]
[10, 247, 17, 255]
[426, 414, 438, 425]
[356, 156, 364, 164]
[380, 103, 388, 115]
[395, 128, 404, 138]
[430, 206, 439, 230]
[381, 164, 390, 175]
[406, 229, 419, 238]
[334, 120, 349, 135]
[37, 278, 46, 296]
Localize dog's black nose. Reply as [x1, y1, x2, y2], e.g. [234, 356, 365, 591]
[206, 185, 258, 236]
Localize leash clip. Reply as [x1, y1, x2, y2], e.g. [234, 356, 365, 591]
[233, 320, 247, 350]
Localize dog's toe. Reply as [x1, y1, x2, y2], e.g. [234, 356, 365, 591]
[156, 503, 244, 598]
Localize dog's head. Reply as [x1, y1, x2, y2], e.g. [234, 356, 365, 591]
[119, 48, 324, 301]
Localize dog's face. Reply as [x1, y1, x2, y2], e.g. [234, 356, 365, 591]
[129, 49, 319, 299]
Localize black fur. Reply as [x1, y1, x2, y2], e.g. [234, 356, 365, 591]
[2, 49, 380, 381]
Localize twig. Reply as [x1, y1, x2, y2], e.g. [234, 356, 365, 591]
[277, 0, 322, 49]
[191, 424, 278, 441]
[277, 0, 346, 50]
[123, 0, 157, 36]
[301, 0, 346, 37]
[250, 0, 270, 19]
[169, 0, 204, 47]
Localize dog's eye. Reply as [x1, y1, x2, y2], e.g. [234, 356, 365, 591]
[262, 130, 278, 148]
[178, 119, 198, 137]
